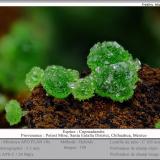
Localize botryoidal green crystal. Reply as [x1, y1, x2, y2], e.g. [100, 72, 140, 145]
[26, 41, 141, 102]
[42, 65, 79, 99]
[88, 41, 141, 102]
[5, 100, 23, 126]
[155, 121, 160, 129]
[87, 41, 132, 70]
[70, 76, 95, 101]
[67, 69, 80, 82]
[93, 61, 140, 102]
[25, 67, 44, 91]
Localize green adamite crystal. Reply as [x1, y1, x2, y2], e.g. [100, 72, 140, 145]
[26, 41, 141, 102]
[88, 41, 141, 102]
[25, 67, 44, 91]
[5, 100, 23, 126]
[155, 121, 160, 129]
[70, 76, 95, 101]
[87, 42, 132, 70]
[42, 65, 79, 99]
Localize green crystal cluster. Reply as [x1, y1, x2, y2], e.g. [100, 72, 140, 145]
[5, 100, 23, 126]
[42, 65, 79, 98]
[25, 67, 44, 91]
[25, 41, 141, 102]
[87, 42, 131, 70]
[70, 76, 95, 100]
[88, 41, 141, 102]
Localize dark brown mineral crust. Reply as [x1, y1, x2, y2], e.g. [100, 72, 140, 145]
[23, 65, 160, 128]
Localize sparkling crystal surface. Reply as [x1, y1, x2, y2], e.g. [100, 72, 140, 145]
[87, 41, 132, 70]
[71, 76, 95, 100]
[25, 67, 44, 91]
[88, 41, 141, 102]
[42, 65, 79, 99]
[26, 41, 141, 102]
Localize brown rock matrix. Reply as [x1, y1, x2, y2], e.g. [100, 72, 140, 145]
[23, 65, 160, 128]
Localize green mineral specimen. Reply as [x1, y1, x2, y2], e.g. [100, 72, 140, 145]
[25, 67, 44, 91]
[88, 41, 141, 102]
[155, 121, 160, 129]
[87, 41, 132, 70]
[25, 41, 141, 102]
[5, 100, 23, 126]
[67, 69, 79, 81]
[42, 65, 79, 99]
[93, 61, 140, 102]
[70, 76, 95, 100]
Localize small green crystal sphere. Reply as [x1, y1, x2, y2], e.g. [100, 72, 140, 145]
[87, 41, 132, 70]
[25, 67, 44, 91]
[5, 100, 23, 126]
[155, 121, 160, 129]
[87, 41, 141, 102]
[94, 61, 140, 102]
[42, 65, 79, 99]
[70, 76, 95, 101]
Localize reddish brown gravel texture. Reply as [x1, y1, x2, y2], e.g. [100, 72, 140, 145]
[23, 65, 160, 129]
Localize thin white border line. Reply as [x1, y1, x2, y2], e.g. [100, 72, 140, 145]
[0, 2, 144, 6]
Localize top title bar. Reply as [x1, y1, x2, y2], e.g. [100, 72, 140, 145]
[0, 1, 159, 6]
